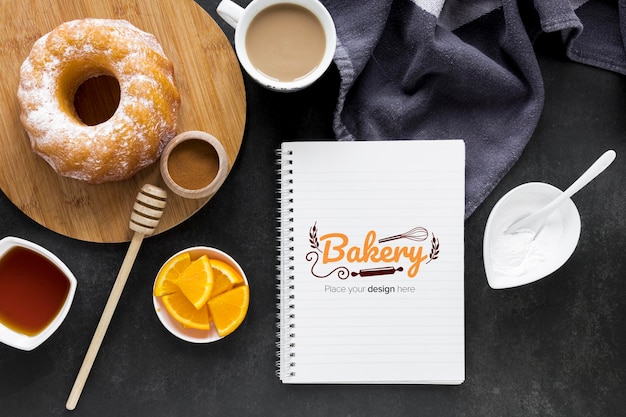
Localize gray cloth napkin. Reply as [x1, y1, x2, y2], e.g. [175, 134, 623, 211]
[321, 0, 624, 218]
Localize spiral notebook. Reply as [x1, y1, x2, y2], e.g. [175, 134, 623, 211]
[276, 140, 465, 384]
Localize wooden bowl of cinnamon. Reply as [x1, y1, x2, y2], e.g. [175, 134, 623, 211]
[159, 131, 229, 199]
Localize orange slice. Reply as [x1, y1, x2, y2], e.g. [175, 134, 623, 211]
[208, 285, 249, 337]
[153, 252, 191, 297]
[209, 258, 245, 298]
[174, 255, 214, 309]
[162, 290, 211, 330]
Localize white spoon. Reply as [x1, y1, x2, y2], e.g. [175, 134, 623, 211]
[505, 150, 616, 235]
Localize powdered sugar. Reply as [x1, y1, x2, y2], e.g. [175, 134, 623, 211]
[487, 197, 563, 278]
[490, 228, 549, 276]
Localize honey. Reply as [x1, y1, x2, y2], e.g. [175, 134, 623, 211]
[0, 246, 70, 336]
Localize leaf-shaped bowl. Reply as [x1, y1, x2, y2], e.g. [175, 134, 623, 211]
[483, 182, 581, 289]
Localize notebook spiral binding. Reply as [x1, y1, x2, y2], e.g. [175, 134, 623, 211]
[275, 148, 297, 379]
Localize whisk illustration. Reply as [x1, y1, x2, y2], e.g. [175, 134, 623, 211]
[378, 226, 429, 243]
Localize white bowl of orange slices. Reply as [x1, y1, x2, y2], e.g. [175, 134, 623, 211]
[152, 247, 249, 343]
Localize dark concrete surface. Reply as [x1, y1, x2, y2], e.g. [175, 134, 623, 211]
[1, 2, 625, 416]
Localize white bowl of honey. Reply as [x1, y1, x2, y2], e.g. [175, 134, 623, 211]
[0, 236, 77, 351]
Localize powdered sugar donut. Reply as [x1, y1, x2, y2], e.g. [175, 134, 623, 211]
[17, 18, 180, 183]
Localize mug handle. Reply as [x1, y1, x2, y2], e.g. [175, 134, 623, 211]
[217, 0, 245, 29]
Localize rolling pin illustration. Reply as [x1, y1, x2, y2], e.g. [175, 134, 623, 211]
[351, 266, 403, 277]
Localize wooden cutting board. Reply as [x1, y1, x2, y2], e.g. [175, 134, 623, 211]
[0, 0, 246, 243]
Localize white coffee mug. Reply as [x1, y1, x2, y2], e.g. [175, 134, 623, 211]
[217, 0, 336, 91]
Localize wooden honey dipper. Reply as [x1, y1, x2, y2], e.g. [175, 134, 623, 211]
[66, 184, 167, 411]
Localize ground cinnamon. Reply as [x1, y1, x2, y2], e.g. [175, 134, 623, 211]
[167, 139, 219, 190]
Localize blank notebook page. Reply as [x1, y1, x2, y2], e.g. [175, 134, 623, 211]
[277, 140, 465, 384]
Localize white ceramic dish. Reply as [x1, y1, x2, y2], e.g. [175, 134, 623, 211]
[483, 182, 581, 289]
[0, 236, 77, 351]
[152, 246, 248, 343]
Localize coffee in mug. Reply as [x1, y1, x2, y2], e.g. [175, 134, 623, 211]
[245, 4, 326, 82]
[217, 0, 336, 91]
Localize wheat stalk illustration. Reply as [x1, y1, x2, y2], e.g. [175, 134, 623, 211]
[426, 234, 439, 264]
[309, 222, 320, 252]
